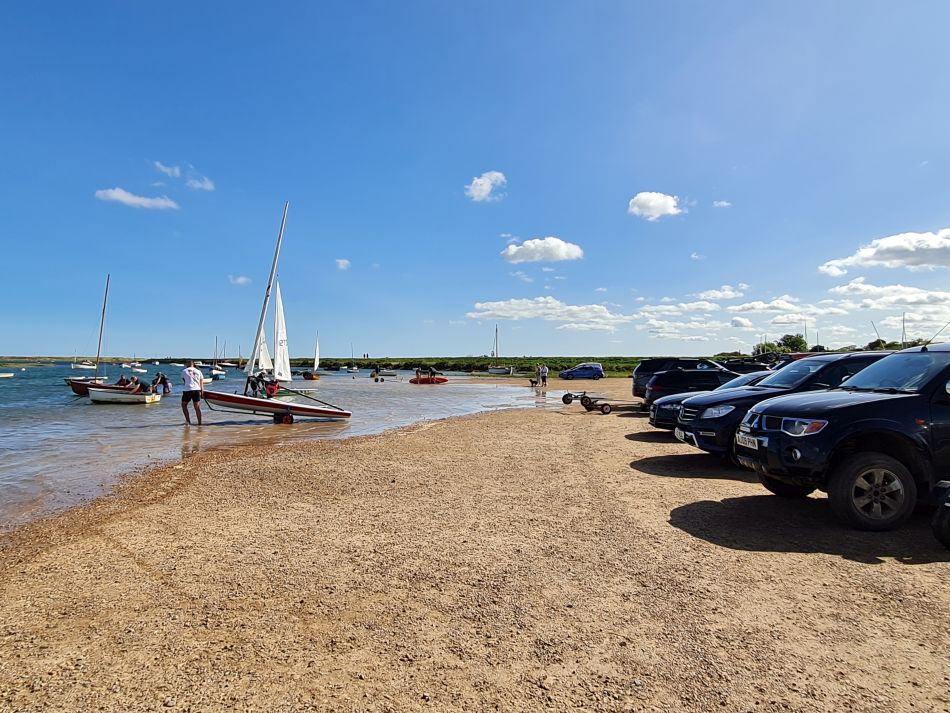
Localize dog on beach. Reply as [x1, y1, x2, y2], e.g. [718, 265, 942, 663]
[529, 379, 539, 387]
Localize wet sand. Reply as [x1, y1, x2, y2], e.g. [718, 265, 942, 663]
[1, 377, 948, 712]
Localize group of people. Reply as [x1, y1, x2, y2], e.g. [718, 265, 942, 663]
[111, 362, 205, 426]
[535, 364, 549, 387]
[415, 366, 438, 380]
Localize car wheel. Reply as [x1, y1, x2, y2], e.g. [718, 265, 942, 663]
[932, 496, 950, 549]
[828, 453, 917, 531]
[592, 374, 601, 380]
[564, 374, 574, 380]
[758, 472, 815, 498]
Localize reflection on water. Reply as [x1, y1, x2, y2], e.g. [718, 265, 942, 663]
[0, 366, 562, 530]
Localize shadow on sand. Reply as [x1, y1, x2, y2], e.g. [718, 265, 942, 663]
[625, 430, 675, 443]
[669, 495, 950, 565]
[631, 452, 759, 483]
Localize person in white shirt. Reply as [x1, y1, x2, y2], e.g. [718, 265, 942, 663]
[180, 361, 204, 425]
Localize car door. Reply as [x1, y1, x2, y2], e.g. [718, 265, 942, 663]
[928, 366, 950, 482]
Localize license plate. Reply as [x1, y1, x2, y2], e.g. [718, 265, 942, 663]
[674, 427, 685, 441]
[735, 432, 758, 450]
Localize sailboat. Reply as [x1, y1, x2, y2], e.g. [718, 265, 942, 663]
[347, 343, 359, 373]
[202, 202, 351, 423]
[66, 275, 112, 395]
[210, 337, 226, 377]
[487, 324, 514, 375]
[302, 332, 321, 380]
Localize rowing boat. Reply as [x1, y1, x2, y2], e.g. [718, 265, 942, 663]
[68, 380, 127, 397]
[409, 376, 448, 384]
[88, 387, 162, 404]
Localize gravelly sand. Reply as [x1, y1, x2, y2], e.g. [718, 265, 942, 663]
[1, 378, 948, 712]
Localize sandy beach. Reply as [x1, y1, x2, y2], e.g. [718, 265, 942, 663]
[1, 377, 948, 712]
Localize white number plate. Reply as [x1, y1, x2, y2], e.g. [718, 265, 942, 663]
[674, 428, 685, 441]
[735, 433, 758, 450]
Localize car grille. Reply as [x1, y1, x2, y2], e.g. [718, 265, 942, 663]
[743, 411, 783, 431]
[680, 406, 701, 421]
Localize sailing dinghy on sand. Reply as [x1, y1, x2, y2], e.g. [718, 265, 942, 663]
[202, 202, 351, 424]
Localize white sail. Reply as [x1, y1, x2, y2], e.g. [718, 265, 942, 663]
[273, 281, 292, 382]
[313, 332, 320, 370]
[258, 338, 274, 371]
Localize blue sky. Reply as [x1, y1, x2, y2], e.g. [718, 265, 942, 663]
[3, 2, 950, 358]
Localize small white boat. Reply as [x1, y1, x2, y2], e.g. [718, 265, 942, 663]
[88, 387, 161, 404]
[71, 361, 96, 370]
[204, 389, 349, 422]
[120, 362, 132, 368]
[170, 362, 185, 367]
[131, 367, 148, 374]
[152, 361, 160, 365]
[377, 368, 397, 377]
[219, 361, 238, 368]
[0, 373, 14, 379]
[210, 366, 226, 376]
[202, 376, 214, 385]
[130, 361, 141, 367]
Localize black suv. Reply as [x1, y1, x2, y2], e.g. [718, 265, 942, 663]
[643, 369, 739, 407]
[675, 352, 888, 465]
[735, 344, 950, 531]
[649, 371, 771, 429]
[632, 358, 728, 397]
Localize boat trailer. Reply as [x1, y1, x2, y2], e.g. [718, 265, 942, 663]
[560, 390, 636, 415]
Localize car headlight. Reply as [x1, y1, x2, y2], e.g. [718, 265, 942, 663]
[780, 418, 828, 436]
[700, 405, 735, 419]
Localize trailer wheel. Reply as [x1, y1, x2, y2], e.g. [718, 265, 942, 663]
[584, 403, 596, 412]
[580, 395, 593, 408]
[600, 403, 612, 414]
[278, 413, 294, 424]
[561, 394, 574, 405]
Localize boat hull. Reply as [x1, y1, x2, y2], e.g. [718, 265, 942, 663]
[409, 377, 448, 385]
[88, 388, 161, 404]
[0, 373, 13, 379]
[301, 372, 321, 380]
[68, 379, 124, 396]
[487, 367, 513, 375]
[203, 389, 351, 420]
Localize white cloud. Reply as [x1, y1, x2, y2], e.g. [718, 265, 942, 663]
[467, 296, 635, 332]
[731, 316, 754, 329]
[336, 259, 351, 270]
[186, 175, 215, 191]
[501, 236, 583, 264]
[154, 161, 180, 178]
[464, 170, 506, 202]
[228, 275, 251, 286]
[770, 313, 810, 326]
[690, 252, 704, 260]
[695, 284, 744, 300]
[635, 317, 727, 341]
[509, 271, 534, 283]
[638, 300, 721, 317]
[829, 278, 950, 316]
[819, 228, 950, 276]
[627, 191, 682, 221]
[712, 200, 732, 208]
[738, 282, 750, 290]
[541, 267, 555, 273]
[94, 187, 179, 210]
[728, 295, 800, 313]
[595, 287, 607, 293]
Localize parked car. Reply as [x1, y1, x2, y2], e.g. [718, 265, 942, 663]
[643, 368, 739, 407]
[559, 362, 605, 380]
[632, 358, 728, 397]
[734, 344, 950, 531]
[649, 371, 772, 429]
[675, 352, 889, 466]
[934, 481, 950, 548]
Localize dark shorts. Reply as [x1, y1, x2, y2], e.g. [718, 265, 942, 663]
[181, 390, 201, 403]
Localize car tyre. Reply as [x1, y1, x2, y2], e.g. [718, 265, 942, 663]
[592, 374, 601, 380]
[828, 453, 916, 531]
[757, 472, 815, 498]
[564, 374, 574, 380]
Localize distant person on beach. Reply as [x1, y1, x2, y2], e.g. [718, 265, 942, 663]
[540, 364, 549, 387]
[180, 361, 204, 425]
[536, 364, 541, 384]
[428, 366, 436, 379]
[415, 368, 422, 380]
[152, 372, 171, 395]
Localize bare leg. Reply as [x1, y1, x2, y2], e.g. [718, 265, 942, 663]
[194, 401, 202, 425]
[181, 401, 191, 425]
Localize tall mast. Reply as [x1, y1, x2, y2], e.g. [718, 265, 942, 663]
[246, 201, 289, 375]
[94, 274, 110, 377]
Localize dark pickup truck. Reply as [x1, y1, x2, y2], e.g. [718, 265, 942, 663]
[675, 352, 888, 465]
[735, 344, 950, 531]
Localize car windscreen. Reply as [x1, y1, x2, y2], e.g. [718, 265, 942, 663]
[757, 360, 828, 389]
[636, 360, 669, 373]
[837, 352, 950, 393]
[716, 372, 765, 390]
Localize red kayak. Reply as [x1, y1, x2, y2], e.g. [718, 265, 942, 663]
[409, 377, 448, 384]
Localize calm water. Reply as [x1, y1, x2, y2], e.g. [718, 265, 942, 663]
[0, 364, 561, 530]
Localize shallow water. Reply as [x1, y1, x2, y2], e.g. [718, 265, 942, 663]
[0, 365, 561, 530]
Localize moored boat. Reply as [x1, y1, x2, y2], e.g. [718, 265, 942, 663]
[71, 360, 97, 370]
[0, 373, 13, 379]
[88, 387, 161, 404]
[67, 379, 126, 397]
[203, 389, 350, 422]
[409, 376, 448, 384]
